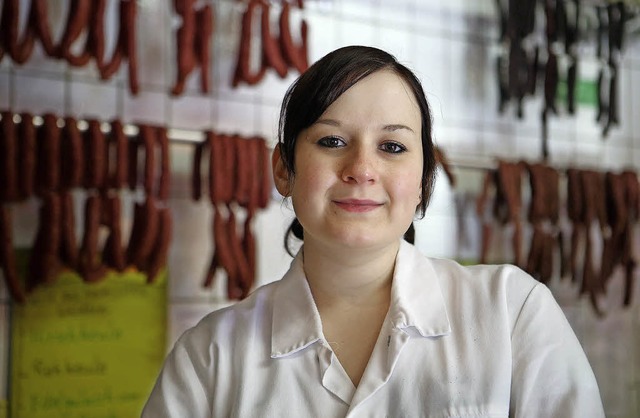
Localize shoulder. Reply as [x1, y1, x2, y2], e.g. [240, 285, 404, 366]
[406, 244, 549, 330]
[173, 280, 281, 352]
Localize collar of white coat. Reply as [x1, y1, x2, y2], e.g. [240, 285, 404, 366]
[270, 240, 452, 358]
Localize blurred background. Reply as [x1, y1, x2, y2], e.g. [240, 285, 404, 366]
[1, 0, 640, 416]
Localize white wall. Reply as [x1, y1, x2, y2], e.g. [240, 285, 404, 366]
[2, 0, 640, 416]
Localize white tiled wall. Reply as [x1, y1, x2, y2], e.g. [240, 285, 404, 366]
[2, 0, 640, 415]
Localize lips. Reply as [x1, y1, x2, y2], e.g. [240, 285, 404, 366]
[333, 199, 383, 213]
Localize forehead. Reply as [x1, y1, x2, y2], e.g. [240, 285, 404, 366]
[318, 70, 422, 128]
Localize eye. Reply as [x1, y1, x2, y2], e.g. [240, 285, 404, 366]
[317, 136, 345, 148]
[380, 142, 407, 154]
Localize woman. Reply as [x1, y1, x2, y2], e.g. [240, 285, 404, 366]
[143, 46, 604, 417]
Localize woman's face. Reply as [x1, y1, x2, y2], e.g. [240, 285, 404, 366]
[274, 70, 424, 252]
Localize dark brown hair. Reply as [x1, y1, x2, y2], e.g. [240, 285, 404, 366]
[278, 46, 437, 256]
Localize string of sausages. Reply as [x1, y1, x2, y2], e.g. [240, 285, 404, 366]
[0, 0, 139, 95]
[494, 1, 634, 157]
[191, 133, 271, 300]
[0, 111, 171, 303]
[595, 2, 627, 137]
[477, 159, 640, 314]
[233, 0, 309, 87]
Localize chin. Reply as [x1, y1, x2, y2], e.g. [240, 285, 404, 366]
[329, 230, 397, 250]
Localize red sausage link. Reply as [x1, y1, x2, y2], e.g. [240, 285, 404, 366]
[78, 194, 107, 282]
[28, 193, 62, 289]
[195, 4, 214, 93]
[146, 207, 172, 283]
[17, 113, 36, 200]
[257, 137, 271, 209]
[0, 112, 18, 202]
[1, 0, 36, 64]
[58, 0, 92, 67]
[233, 0, 267, 86]
[259, 0, 288, 78]
[157, 127, 170, 200]
[59, 190, 79, 269]
[192, 139, 205, 201]
[139, 124, 157, 196]
[84, 120, 106, 190]
[29, 0, 59, 57]
[60, 117, 84, 190]
[35, 114, 61, 195]
[171, 0, 197, 95]
[108, 119, 128, 189]
[86, 0, 107, 68]
[234, 137, 251, 206]
[102, 195, 126, 272]
[127, 134, 139, 191]
[124, 0, 139, 94]
[278, 1, 309, 73]
[226, 206, 252, 298]
[221, 135, 237, 203]
[129, 197, 159, 271]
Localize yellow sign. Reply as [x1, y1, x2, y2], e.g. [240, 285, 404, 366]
[10, 269, 167, 418]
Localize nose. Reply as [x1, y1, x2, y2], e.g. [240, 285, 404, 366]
[340, 147, 378, 184]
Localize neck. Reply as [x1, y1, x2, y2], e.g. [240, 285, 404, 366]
[301, 239, 400, 309]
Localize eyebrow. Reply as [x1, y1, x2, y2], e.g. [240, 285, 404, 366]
[315, 119, 415, 133]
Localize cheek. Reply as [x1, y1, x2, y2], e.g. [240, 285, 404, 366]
[390, 167, 423, 207]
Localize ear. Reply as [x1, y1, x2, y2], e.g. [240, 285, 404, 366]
[272, 144, 292, 197]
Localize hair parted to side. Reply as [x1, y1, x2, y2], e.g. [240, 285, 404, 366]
[278, 45, 437, 256]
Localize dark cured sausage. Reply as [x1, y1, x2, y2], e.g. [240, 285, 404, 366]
[28, 193, 62, 289]
[220, 135, 237, 203]
[61, 117, 84, 190]
[566, 168, 584, 282]
[59, 191, 78, 269]
[124, 0, 139, 94]
[157, 127, 170, 200]
[192, 139, 206, 201]
[86, 0, 107, 68]
[146, 207, 172, 283]
[35, 114, 61, 195]
[84, 120, 106, 190]
[17, 113, 36, 200]
[128, 197, 159, 272]
[127, 134, 139, 191]
[579, 170, 605, 315]
[209, 132, 222, 204]
[108, 120, 128, 189]
[0, 205, 26, 302]
[0, 112, 18, 202]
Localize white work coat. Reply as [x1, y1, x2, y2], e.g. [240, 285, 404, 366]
[142, 240, 604, 417]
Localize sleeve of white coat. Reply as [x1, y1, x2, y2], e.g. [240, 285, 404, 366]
[509, 283, 605, 418]
[141, 329, 215, 418]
